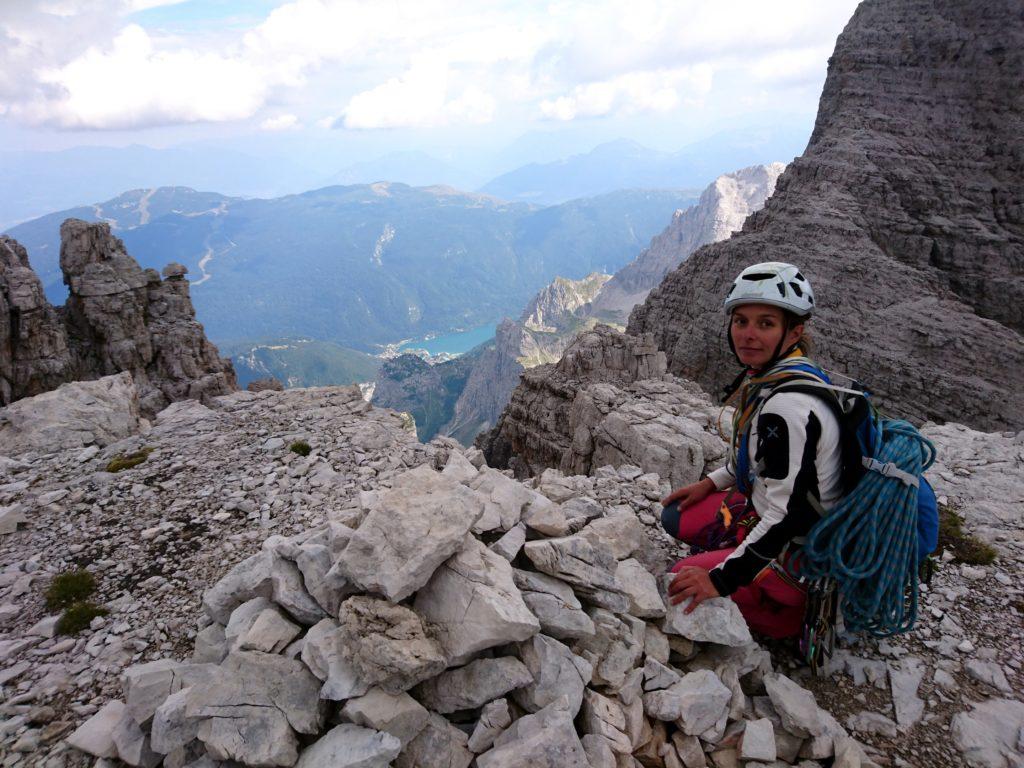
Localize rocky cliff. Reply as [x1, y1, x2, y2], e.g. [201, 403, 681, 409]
[0, 219, 236, 417]
[628, 0, 1024, 431]
[522, 273, 611, 333]
[591, 164, 784, 324]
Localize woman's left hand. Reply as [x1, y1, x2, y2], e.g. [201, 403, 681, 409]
[668, 567, 720, 613]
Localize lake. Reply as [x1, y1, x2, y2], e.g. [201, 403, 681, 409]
[399, 323, 498, 356]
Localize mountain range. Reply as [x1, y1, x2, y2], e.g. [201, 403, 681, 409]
[4, 184, 697, 351]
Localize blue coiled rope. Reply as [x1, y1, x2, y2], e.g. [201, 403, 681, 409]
[799, 419, 937, 637]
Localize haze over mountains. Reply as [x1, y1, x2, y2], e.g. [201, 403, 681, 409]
[0, 124, 807, 228]
[5, 184, 697, 353]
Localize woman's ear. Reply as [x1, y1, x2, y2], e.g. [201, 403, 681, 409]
[785, 322, 805, 349]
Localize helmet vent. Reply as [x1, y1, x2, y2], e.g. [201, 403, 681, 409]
[776, 282, 787, 297]
[789, 282, 803, 297]
[742, 272, 775, 281]
[795, 272, 805, 280]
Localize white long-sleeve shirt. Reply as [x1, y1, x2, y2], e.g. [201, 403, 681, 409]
[705, 390, 843, 595]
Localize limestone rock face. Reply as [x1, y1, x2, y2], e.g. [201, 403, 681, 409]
[479, 325, 727, 484]
[590, 164, 785, 324]
[0, 236, 74, 403]
[521, 273, 611, 334]
[627, 0, 1024, 431]
[0, 220, 236, 419]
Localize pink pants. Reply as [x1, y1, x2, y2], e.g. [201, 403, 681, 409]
[669, 491, 806, 639]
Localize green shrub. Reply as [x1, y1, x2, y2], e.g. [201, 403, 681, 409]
[289, 441, 311, 457]
[937, 505, 997, 565]
[105, 447, 153, 473]
[56, 602, 108, 635]
[44, 569, 96, 611]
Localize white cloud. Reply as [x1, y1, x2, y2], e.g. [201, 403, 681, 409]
[341, 58, 495, 130]
[0, 0, 861, 131]
[18, 24, 267, 128]
[539, 66, 712, 121]
[260, 113, 300, 131]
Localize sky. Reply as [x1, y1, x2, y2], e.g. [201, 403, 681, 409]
[0, 0, 863, 163]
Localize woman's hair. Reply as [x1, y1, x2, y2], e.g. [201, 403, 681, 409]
[783, 310, 813, 355]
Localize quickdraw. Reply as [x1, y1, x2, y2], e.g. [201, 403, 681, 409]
[800, 578, 838, 676]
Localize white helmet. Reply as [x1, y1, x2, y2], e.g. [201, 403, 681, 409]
[723, 262, 814, 317]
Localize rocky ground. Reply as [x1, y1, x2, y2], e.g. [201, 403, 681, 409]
[0, 382, 1020, 768]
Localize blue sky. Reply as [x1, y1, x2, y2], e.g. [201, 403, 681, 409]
[0, 0, 862, 159]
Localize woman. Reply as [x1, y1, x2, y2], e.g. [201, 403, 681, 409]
[661, 262, 843, 639]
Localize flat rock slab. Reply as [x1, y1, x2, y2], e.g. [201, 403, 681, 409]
[513, 568, 596, 641]
[615, 558, 665, 618]
[67, 699, 125, 759]
[763, 672, 843, 740]
[186, 651, 325, 736]
[338, 465, 484, 601]
[662, 586, 752, 647]
[514, 634, 593, 717]
[336, 596, 447, 694]
[523, 535, 626, 607]
[414, 657, 533, 714]
[415, 536, 539, 665]
[340, 688, 429, 748]
[295, 723, 401, 768]
[642, 669, 731, 736]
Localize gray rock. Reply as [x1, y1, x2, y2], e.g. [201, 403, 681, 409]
[122, 660, 209, 727]
[270, 550, 327, 625]
[476, 696, 590, 768]
[336, 596, 447, 693]
[577, 511, 646, 561]
[239, 607, 301, 653]
[337, 465, 484, 601]
[763, 673, 843, 740]
[523, 534, 627, 608]
[573, 609, 645, 688]
[513, 633, 592, 717]
[951, 698, 1024, 768]
[581, 734, 617, 768]
[294, 724, 401, 768]
[580, 689, 631, 754]
[201, 549, 275, 625]
[490, 522, 528, 561]
[615, 558, 666, 618]
[662, 588, 752, 647]
[415, 536, 539, 665]
[296, 542, 353, 617]
[66, 700, 126, 759]
[441, 449, 479, 484]
[739, 718, 776, 762]
[469, 467, 545, 533]
[340, 688, 429, 748]
[414, 657, 533, 714]
[111, 710, 161, 768]
[394, 711, 473, 768]
[0, 373, 141, 457]
[513, 568, 595, 640]
[964, 659, 1013, 693]
[186, 651, 325, 735]
[845, 711, 898, 738]
[889, 656, 925, 730]
[642, 669, 731, 735]
[197, 704, 296, 767]
[150, 688, 198, 755]
[301, 618, 369, 701]
[467, 699, 512, 753]
[191, 624, 227, 664]
[642, 657, 682, 691]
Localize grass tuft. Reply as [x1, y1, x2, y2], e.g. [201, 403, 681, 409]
[44, 569, 97, 611]
[937, 504, 997, 566]
[105, 447, 153, 473]
[289, 441, 311, 457]
[56, 602, 108, 635]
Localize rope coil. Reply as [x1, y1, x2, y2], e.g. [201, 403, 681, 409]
[799, 419, 937, 636]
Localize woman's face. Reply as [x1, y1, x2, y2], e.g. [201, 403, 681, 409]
[730, 304, 803, 369]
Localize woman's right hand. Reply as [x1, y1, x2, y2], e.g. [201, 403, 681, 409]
[660, 477, 716, 510]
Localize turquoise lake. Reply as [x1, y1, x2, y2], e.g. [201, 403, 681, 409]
[399, 323, 497, 355]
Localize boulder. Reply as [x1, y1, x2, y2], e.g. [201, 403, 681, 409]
[0, 373, 140, 457]
[414, 536, 540, 665]
[340, 688, 429, 748]
[66, 700, 126, 759]
[662, 588, 753, 647]
[642, 669, 731, 736]
[512, 568, 596, 640]
[467, 699, 513, 753]
[394, 711, 473, 768]
[294, 724, 401, 768]
[523, 535, 628, 609]
[337, 465, 485, 601]
[763, 673, 843, 740]
[413, 657, 533, 714]
[513, 634, 593, 717]
[336, 596, 447, 693]
[476, 696, 590, 768]
[615, 558, 666, 618]
[201, 549, 275, 625]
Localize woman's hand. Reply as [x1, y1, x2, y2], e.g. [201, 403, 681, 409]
[660, 477, 716, 510]
[668, 567, 720, 612]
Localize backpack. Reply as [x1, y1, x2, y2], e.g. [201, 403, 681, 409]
[738, 361, 939, 647]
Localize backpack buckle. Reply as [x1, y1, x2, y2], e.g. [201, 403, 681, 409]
[862, 457, 919, 488]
